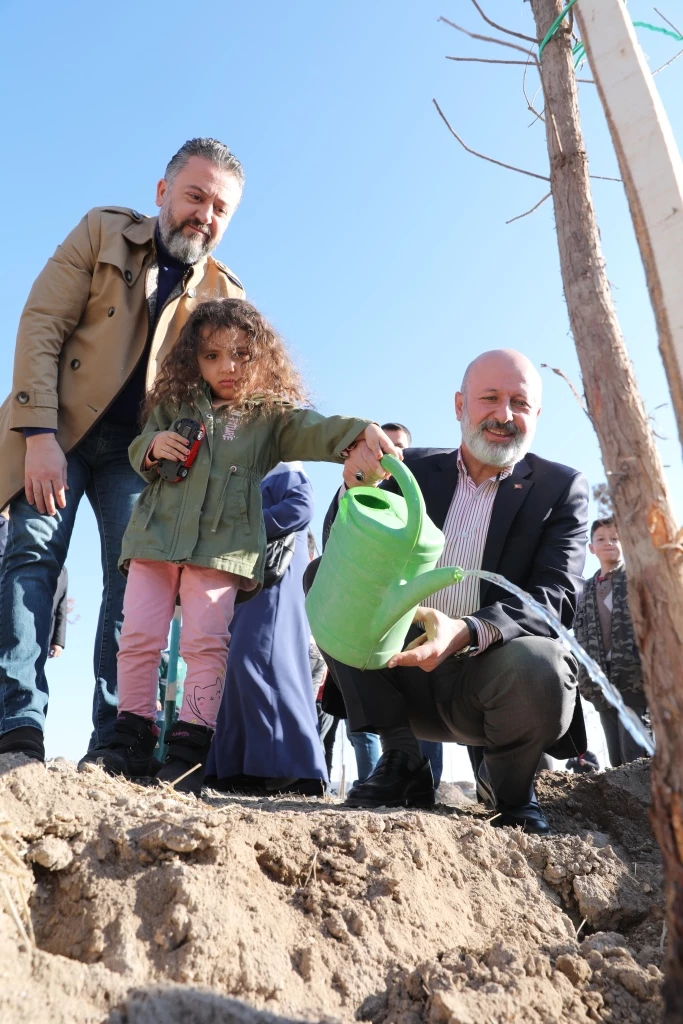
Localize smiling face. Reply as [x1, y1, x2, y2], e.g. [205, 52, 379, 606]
[197, 325, 251, 402]
[156, 156, 243, 263]
[456, 350, 542, 470]
[590, 523, 623, 572]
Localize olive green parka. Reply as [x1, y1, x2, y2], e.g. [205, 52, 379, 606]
[121, 385, 369, 593]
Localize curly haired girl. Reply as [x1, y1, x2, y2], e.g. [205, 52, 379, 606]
[81, 298, 399, 793]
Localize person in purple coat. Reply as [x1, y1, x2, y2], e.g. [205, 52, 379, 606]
[205, 462, 328, 794]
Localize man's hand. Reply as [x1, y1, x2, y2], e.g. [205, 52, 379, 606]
[147, 431, 190, 467]
[343, 426, 403, 490]
[25, 434, 68, 517]
[48, 644, 63, 659]
[387, 608, 471, 672]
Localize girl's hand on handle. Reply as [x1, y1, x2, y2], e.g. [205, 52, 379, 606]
[148, 431, 190, 466]
[342, 424, 403, 490]
[362, 423, 403, 462]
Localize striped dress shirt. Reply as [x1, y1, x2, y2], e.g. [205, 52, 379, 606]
[421, 449, 511, 654]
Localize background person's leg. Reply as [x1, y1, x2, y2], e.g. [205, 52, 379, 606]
[318, 712, 339, 776]
[599, 708, 623, 767]
[419, 740, 443, 788]
[85, 424, 145, 749]
[345, 723, 381, 781]
[0, 452, 88, 747]
[617, 703, 651, 764]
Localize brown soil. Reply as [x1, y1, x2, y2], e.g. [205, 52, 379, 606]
[0, 755, 663, 1024]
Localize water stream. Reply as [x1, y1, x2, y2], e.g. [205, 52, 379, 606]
[460, 567, 655, 756]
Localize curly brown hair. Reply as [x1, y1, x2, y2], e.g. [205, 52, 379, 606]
[143, 298, 309, 420]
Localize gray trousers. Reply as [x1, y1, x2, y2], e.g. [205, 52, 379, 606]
[325, 635, 579, 807]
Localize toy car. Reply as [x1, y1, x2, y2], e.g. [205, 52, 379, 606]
[158, 418, 205, 482]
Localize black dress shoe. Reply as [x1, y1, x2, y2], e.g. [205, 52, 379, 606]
[491, 800, 551, 835]
[345, 750, 435, 809]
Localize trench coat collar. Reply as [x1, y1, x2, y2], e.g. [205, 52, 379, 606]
[122, 215, 157, 247]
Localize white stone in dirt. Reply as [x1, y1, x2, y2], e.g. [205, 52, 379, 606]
[27, 836, 73, 871]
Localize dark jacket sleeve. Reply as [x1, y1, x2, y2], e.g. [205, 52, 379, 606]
[475, 471, 589, 643]
[322, 486, 345, 549]
[50, 566, 69, 648]
[262, 468, 315, 540]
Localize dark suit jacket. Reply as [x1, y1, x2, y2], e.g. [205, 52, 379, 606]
[322, 448, 589, 757]
[323, 447, 589, 643]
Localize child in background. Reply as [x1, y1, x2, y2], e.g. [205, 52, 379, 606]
[81, 298, 399, 793]
[574, 517, 650, 767]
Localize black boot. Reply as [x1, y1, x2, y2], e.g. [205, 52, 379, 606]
[0, 726, 45, 762]
[155, 721, 213, 796]
[79, 712, 161, 778]
[345, 751, 435, 808]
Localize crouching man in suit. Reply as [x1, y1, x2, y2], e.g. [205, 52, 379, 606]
[308, 349, 588, 834]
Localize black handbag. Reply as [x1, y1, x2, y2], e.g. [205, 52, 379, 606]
[262, 533, 297, 587]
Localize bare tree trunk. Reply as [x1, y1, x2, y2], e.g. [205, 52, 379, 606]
[528, 1, 683, 1017]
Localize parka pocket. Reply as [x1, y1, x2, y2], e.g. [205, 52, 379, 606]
[140, 478, 162, 529]
[211, 466, 251, 535]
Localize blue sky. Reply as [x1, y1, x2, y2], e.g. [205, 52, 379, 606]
[1, 0, 681, 762]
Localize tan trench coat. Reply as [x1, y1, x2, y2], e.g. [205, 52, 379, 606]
[0, 207, 244, 509]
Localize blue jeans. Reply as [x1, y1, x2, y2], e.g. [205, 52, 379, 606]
[0, 422, 144, 748]
[419, 740, 443, 787]
[346, 722, 381, 782]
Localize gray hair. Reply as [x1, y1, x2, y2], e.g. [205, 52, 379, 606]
[164, 138, 245, 189]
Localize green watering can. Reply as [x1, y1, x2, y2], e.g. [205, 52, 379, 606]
[306, 454, 464, 670]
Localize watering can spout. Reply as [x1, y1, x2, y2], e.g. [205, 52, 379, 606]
[375, 566, 465, 638]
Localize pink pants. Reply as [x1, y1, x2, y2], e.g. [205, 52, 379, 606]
[117, 559, 240, 731]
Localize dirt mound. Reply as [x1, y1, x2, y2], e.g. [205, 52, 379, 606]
[0, 755, 663, 1024]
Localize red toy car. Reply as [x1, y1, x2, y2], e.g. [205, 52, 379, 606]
[158, 418, 205, 482]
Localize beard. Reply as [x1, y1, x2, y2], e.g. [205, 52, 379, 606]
[157, 203, 217, 264]
[460, 404, 535, 468]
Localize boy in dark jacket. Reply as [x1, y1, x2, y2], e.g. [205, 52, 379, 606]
[574, 517, 650, 766]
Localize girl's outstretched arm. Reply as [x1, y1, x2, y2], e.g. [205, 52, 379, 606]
[272, 410, 402, 467]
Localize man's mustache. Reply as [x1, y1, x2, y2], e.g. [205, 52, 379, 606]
[173, 218, 210, 237]
[475, 418, 522, 439]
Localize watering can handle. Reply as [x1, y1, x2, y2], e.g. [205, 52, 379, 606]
[379, 454, 425, 551]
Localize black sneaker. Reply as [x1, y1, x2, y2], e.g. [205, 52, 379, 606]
[345, 750, 435, 809]
[79, 712, 161, 778]
[155, 721, 213, 796]
[0, 726, 45, 762]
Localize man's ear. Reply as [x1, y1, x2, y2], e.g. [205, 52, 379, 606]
[455, 391, 463, 422]
[155, 178, 167, 209]
[589, 542, 595, 555]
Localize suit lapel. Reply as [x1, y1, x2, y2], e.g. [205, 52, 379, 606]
[480, 457, 534, 603]
[422, 451, 459, 529]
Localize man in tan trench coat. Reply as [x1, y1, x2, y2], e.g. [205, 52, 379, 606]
[0, 137, 245, 761]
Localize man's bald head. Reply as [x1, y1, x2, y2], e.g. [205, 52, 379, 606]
[456, 349, 542, 471]
[461, 349, 542, 405]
